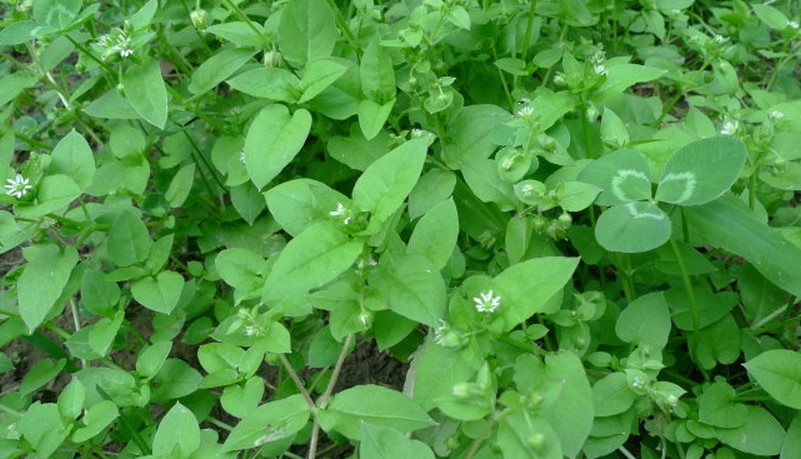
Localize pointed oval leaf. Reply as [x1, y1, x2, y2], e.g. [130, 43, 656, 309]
[244, 105, 312, 189]
[407, 198, 458, 270]
[122, 60, 168, 129]
[595, 202, 671, 253]
[656, 136, 747, 205]
[152, 402, 200, 456]
[131, 270, 185, 314]
[743, 349, 801, 409]
[19, 245, 79, 332]
[49, 130, 95, 189]
[277, 0, 337, 66]
[264, 178, 350, 237]
[188, 48, 256, 95]
[223, 394, 310, 452]
[615, 291, 671, 348]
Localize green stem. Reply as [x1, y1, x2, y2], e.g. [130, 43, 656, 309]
[669, 238, 701, 368]
[308, 334, 354, 459]
[513, 0, 537, 88]
[326, 0, 358, 46]
[219, 0, 269, 46]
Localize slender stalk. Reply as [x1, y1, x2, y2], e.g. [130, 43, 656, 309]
[618, 446, 638, 459]
[308, 334, 354, 459]
[513, 0, 538, 88]
[278, 354, 316, 409]
[669, 238, 701, 367]
[69, 299, 87, 369]
[220, 0, 269, 46]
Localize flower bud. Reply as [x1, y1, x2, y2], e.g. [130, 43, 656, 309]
[263, 51, 283, 68]
[190, 9, 210, 30]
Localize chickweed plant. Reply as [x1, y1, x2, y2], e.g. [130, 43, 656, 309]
[2, 0, 801, 458]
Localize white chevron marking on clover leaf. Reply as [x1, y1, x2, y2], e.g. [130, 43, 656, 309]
[611, 169, 650, 201]
[659, 172, 697, 204]
[625, 202, 665, 220]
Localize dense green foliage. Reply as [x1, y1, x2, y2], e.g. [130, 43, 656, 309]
[2, 0, 801, 458]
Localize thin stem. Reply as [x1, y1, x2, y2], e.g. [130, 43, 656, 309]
[618, 446, 638, 459]
[69, 299, 87, 369]
[669, 238, 701, 369]
[326, 0, 358, 46]
[308, 334, 354, 459]
[278, 354, 316, 410]
[513, 0, 538, 88]
[220, 0, 269, 46]
[464, 416, 498, 459]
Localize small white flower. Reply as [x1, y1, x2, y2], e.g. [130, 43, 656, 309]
[520, 183, 534, 196]
[666, 394, 679, 406]
[243, 325, 257, 336]
[516, 106, 534, 119]
[329, 202, 346, 217]
[553, 72, 566, 85]
[239, 150, 247, 164]
[712, 34, 728, 45]
[631, 377, 646, 390]
[500, 156, 515, 170]
[789, 20, 799, 30]
[720, 119, 738, 135]
[593, 63, 608, 76]
[4, 173, 33, 199]
[119, 47, 133, 58]
[433, 320, 449, 344]
[473, 290, 501, 313]
[410, 128, 425, 138]
[769, 110, 785, 121]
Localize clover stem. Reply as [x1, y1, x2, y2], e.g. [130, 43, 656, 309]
[669, 238, 701, 368]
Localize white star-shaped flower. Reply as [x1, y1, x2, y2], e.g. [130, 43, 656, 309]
[4, 173, 33, 199]
[473, 290, 501, 313]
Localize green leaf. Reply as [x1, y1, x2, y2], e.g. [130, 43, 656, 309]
[131, 270, 185, 314]
[443, 105, 513, 168]
[263, 222, 363, 301]
[72, 400, 119, 443]
[319, 385, 435, 440]
[655, 137, 747, 205]
[277, 0, 337, 66]
[20, 358, 66, 395]
[615, 292, 671, 348]
[221, 377, 265, 418]
[19, 402, 69, 457]
[230, 182, 265, 226]
[352, 138, 428, 231]
[497, 411, 562, 459]
[188, 48, 256, 95]
[752, 3, 789, 30]
[222, 394, 310, 452]
[600, 108, 629, 147]
[33, 0, 81, 30]
[136, 341, 172, 380]
[16, 174, 81, 218]
[597, 62, 667, 99]
[684, 194, 801, 297]
[698, 381, 748, 428]
[592, 372, 638, 417]
[595, 202, 671, 253]
[408, 169, 457, 219]
[264, 178, 350, 237]
[357, 99, 395, 140]
[207, 21, 265, 47]
[106, 210, 152, 267]
[227, 68, 299, 103]
[578, 149, 652, 205]
[122, 60, 168, 129]
[410, 342, 483, 410]
[494, 57, 528, 76]
[130, 0, 157, 29]
[555, 181, 601, 212]
[370, 255, 447, 327]
[494, 257, 579, 331]
[541, 352, 594, 458]
[152, 402, 200, 456]
[164, 163, 195, 208]
[152, 358, 202, 402]
[88, 309, 124, 356]
[690, 314, 741, 370]
[0, 21, 49, 46]
[57, 379, 85, 420]
[743, 349, 801, 409]
[360, 38, 396, 101]
[359, 423, 436, 459]
[244, 104, 312, 189]
[298, 59, 347, 103]
[18, 245, 79, 332]
[407, 198, 458, 270]
[781, 413, 801, 459]
[715, 406, 785, 456]
[0, 73, 36, 107]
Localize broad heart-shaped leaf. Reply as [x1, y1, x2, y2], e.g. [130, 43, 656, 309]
[407, 198, 458, 270]
[698, 381, 749, 428]
[33, 0, 81, 30]
[277, 0, 337, 67]
[743, 349, 801, 409]
[122, 59, 168, 129]
[352, 138, 428, 232]
[578, 149, 652, 205]
[215, 247, 265, 293]
[409, 342, 483, 410]
[714, 406, 785, 456]
[493, 257, 579, 332]
[151, 403, 200, 456]
[18, 245, 79, 332]
[49, 129, 95, 189]
[318, 385, 435, 440]
[244, 104, 312, 189]
[223, 394, 310, 452]
[360, 38, 396, 102]
[592, 372, 638, 417]
[360, 423, 435, 459]
[106, 209, 152, 267]
[615, 291, 671, 348]
[595, 202, 671, 253]
[262, 222, 363, 302]
[655, 136, 747, 205]
[131, 270, 185, 314]
[15, 174, 81, 218]
[370, 255, 447, 327]
[264, 178, 350, 237]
